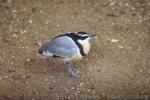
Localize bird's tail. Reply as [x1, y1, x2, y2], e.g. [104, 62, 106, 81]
[38, 48, 43, 54]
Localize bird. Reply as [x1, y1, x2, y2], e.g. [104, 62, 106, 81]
[38, 32, 95, 78]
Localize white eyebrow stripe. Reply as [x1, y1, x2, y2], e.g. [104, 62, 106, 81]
[78, 34, 90, 37]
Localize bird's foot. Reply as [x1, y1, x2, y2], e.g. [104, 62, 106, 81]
[67, 66, 77, 79]
[64, 62, 78, 79]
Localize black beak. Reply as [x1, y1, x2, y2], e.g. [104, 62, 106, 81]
[90, 33, 96, 37]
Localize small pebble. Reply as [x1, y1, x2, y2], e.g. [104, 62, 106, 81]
[31, 98, 35, 100]
[39, 10, 43, 13]
[29, 20, 33, 24]
[13, 34, 18, 38]
[20, 30, 24, 34]
[138, 19, 142, 23]
[25, 47, 29, 49]
[79, 82, 84, 86]
[134, 31, 138, 34]
[23, 75, 26, 78]
[27, 59, 31, 62]
[56, 24, 60, 27]
[109, 2, 115, 6]
[68, 96, 71, 99]
[76, 70, 80, 74]
[111, 39, 119, 43]
[35, 42, 42, 46]
[71, 87, 75, 90]
[4, 76, 8, 79]
[111, 22, 115, 25]
[93, 90, 96, 94]
[139, 69, 143, 73]
[12, 10, 17, 13]
[88, 89, 90, 92]
[124, 3, 129, 7]
[118, 45, 124, 49]
[0, 77, 3, 81]
[102, 92, 106, 96]
[46, 82, 50, 85]
[44, 78, 48, 82]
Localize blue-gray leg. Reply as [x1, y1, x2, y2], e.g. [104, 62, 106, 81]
[64, 62, 77, 78]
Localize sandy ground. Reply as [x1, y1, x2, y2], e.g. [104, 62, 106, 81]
[0, 0, 150, 100]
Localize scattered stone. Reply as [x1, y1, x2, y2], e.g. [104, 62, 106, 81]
[111, 22, 115, 25]
[4, 76, 8, 79]
[93, 90, 96, 94]
[146, 78, 149, 82]
[10, 62, 13, 65]
[12, 9, 17, 13]
[44, 78, 48, 82]
[31, 97, 35, 100]
[111, 39, 119, 43]
[134, 31, 138, 34]
[102, 92, 106, 96]
[23, 75, 26, 78]
[79, 82, 84, 86]
[39, 10, 43, 13]
[139, 69, 143, 73]
[0, 77, 3, 81]
[124, 3, 129, 7]
[27, 58, 31, 62]
[25, 47, 29, 49]
[76, 70, 80, 74]
[56, 24, 60, 27]
[7, 0, 12, 7]
[71, 87, 75, 90]
[13, 34, 18, 38]
[137, 80, 141, 83]
[29, 20, 33, 24]
[109, 2, 116, 6]
[35, 42, 42, 46]
[20, 30, 24, 34]
[118, 45, 124, 49]
[23, 30, 27, 33]
[68, 96, 71, 99]
[138, 19, 142, 23]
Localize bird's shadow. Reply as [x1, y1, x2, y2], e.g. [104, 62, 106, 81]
[24, 57, 67, 75]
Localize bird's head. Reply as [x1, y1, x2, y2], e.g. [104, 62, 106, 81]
[72, 32, 96, 55]
[74, 31, 96, 41]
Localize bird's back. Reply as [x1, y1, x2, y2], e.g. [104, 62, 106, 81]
[38, 36, 80, 58]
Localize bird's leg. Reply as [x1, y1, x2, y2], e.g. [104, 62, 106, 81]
[64, 62, 77, 78]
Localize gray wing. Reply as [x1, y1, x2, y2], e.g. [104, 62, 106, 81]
[39, 36, 79, 57]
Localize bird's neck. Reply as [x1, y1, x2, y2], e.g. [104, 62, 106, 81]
[77, 40, 91, 55]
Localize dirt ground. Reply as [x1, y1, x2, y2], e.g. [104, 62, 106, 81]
[0, 0, 150, 100]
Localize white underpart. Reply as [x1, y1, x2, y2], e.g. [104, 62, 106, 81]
[43, 51, 53, 56]
[77, 37, 91, 54]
